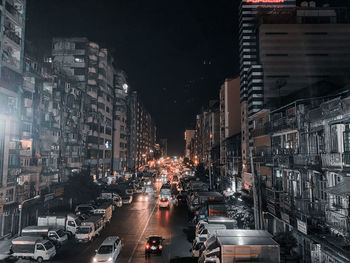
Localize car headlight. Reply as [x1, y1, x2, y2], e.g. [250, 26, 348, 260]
[140, 197, 143, 201]
[93, 258, 97, 262]
[108, 257, 113, 261]
[145, 197, 149, 201]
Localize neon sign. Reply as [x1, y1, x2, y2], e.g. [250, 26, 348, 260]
[246, 0, 284, 3]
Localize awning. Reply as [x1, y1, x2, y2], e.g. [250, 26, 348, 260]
[328, 117, 350, 125]
[325, 177, 350, 196]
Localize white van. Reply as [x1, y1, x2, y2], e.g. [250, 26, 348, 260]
[93, 236, 122, 263]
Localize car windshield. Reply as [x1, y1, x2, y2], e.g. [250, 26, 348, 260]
[148, 237, 161, 244]
[43, 241, 54, 250]
[57, 229, 66, 237]
[77, 227, 91, 234]
[97, 245, 113, 254]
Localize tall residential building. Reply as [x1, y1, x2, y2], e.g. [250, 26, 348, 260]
[128, 91, 157, 171]
[219, 77, 241, 179]
[51, 38, 114, 179]
[159, 138, 168, 158]
[239, 0, 296, 180]
[0, 0, 26, 235]
[113, 71, 128, 173]
[184, 130, 195, 160]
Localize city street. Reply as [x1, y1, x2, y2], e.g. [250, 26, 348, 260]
[54, 186, 194, 263]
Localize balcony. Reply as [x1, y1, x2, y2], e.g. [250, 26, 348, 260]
[279, 193, 292, 211]
[4, 27, 21, 45]
[325, 209, 350, 234]
[343, 153, 350, 166]
[293, 154, 322, 168]
[321, 153, 342, 168]
[5, 2, 22, 24]
[270, 116, 297, 133]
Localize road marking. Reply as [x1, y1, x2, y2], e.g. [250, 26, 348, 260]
[127, 200, 158, 263]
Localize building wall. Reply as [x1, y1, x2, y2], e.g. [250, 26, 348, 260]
[184, 130, 195, 159]
[259, 24, 350, 107]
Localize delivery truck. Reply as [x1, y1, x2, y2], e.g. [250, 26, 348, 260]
[94, 202, 113, 224]
[21, 226, 68, 246]
[189, 192, 224, 212]
[37, 214, 81, 236]
[75, 215, 104, 242]
[11, 236, 56, 262]
[199, 230, 280, 263]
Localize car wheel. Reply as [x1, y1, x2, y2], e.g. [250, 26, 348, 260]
[37, 256, 43, 263]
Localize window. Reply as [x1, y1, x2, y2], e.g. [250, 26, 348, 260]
[114, 115, 120, 120]
[331, 125, 338, 152]
[6, 188, 13, 202]
[74, 68, 85, 75]
[106, 106, 110, 113]
[105, 127, 112, 135]
[75, 42, 86, 49]
[36, 244, 45, 251]
[100, 126, 104, 133]
[120, 126, 125, 131]
[74, 56, 85, 63]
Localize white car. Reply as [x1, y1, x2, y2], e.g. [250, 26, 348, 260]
[93, 236, 121, 263]
[159, 197, 169, 208]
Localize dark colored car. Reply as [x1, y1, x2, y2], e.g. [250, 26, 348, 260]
[145, 236, 164, 256]
[176, 194, 186, 206]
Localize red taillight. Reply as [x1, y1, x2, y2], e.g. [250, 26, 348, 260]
[145, 244, 150, 249]
[158, 245, 162, 249]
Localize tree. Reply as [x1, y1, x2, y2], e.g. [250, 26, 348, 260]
[65, 171, 100, 205]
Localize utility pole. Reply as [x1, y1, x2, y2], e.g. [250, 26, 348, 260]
[209, 151, 212, 190]
[250, 147, 262, 229]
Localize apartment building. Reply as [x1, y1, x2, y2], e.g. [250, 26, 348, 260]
[0, 0, 26, 236]
[251, 92, 350, 262]
[184, 129, 195, 160]
[113, 71, 128, 173]
[51, 38, 114, 178]
[219, 77, 241, 181]
[128, 91, 157, 171]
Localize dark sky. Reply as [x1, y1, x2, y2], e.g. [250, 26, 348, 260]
[26, 0, 239, 156]
[26, 0, 350, 156]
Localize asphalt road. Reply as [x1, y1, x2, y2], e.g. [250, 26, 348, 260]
[53, 183, 195, 263]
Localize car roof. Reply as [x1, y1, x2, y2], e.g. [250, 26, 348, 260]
[101, 236, 119, 246]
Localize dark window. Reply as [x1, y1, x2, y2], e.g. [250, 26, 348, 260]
[100, 126, 104, 133]
[106, 127, 112, 135]
[265, 32, 288, 35]
[74, 68, 85, 75]
[75, 42, 86, 49]
[266, 54, 288, 57]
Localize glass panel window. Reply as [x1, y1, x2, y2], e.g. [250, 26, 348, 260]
[331, 125, 338, 153]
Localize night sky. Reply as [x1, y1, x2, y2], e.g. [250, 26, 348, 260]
[25, 0, 350, 155]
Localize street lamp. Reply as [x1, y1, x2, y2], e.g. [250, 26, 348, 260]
[18, 195, 40, 236]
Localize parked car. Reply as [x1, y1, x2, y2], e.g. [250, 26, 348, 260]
[93, 236, 122, 263]
[159, 197, 169, 209]
[145, 236, 164, 257]
[75, 204, 96, 215]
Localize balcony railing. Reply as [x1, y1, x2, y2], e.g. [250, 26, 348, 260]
[4, 27, 21, 45]
[293, 154, 322, 167]
[321, 153, 342, 168]
[270, 116, 297, 133]
[343, 152, 350, 166]
[5, 2, 22, 24]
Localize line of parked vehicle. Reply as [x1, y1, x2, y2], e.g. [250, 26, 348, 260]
[10, 190, 128, 262]
[174, 175, 281, 263]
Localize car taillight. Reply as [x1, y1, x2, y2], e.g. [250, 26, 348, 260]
[158, 245, 162, 249]
[145, 244, 150, 249]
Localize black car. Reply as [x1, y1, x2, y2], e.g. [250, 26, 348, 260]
[176, 194, 186, 206]
[145, 236, 164, 256]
